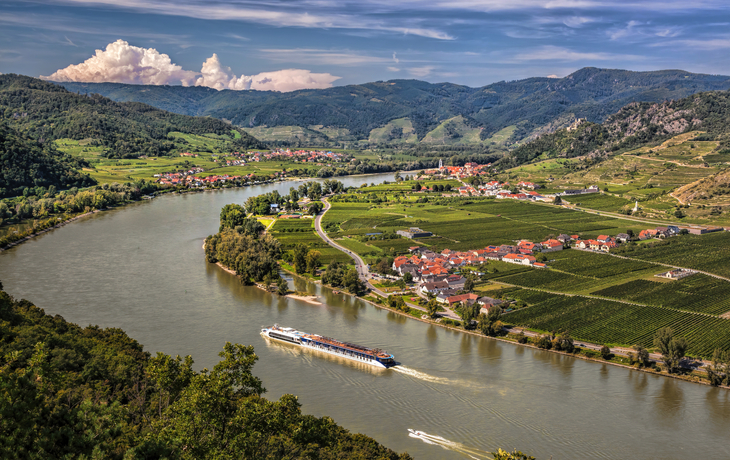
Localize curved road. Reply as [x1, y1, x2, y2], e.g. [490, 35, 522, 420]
[314, 199, 385, 297]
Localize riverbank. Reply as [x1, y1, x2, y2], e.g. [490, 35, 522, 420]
[0, 210, 100, 251]
[278, 264, 729, 390]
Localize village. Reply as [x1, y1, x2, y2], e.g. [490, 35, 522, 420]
[388, 222, 715, 312]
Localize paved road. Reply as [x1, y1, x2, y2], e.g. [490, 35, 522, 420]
[314, 199, 459, 319]
[314, 199, 385, 297]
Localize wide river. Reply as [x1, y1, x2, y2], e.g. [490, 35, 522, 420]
[1, 173, 729, 459]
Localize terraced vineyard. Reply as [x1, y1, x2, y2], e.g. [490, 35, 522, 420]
[505, 295, 730, 357]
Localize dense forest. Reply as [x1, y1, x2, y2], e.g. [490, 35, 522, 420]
[499, 88, 730, 168]
[0, 121, 95, 197]
[0, 286, 413, 458]
[58, 67, 730, 145]
[0, 74, 264, 159]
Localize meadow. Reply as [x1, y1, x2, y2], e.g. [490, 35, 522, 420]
[270, 218, 351, 264]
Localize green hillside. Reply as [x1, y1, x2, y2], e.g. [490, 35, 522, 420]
[57, 67, 730, 147]
[0, 121, 95, 197]
[0, 74, 264, 159]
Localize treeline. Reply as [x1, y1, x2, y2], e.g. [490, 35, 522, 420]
[0, 74, 264, 159]
[0, 181, 161, 247]
[0, 287, 412, 458]
[205, 206, 281, 285]
[244, 180, 343, 215]
[0, 121, 95, 197]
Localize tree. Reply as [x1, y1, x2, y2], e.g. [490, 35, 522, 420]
[219, 203, 247, 232]
[464, 277, 475, 292]
[653, 327, 687, 373]
[478, 305, 503, 336]
[600, 345, 612, 360]
[631, 344, 650, 367]
[403, 272, 413, 284]
[552, 332, 574, 353]
[456, 303, 480, 329]
[553, 195, 563, 205]
[306, 250, 321, 275]
[536, 334, 552, 349]
[343, 269, 365, 295]
[293, 243, 309, 274]
[707, 348, 730, 387]
[626, 229, 634, 239]
[426, 299, 440, 318]
[674, 208, 685, 219]
[277, 277, 289, 295]
[491, 448, 535, 460]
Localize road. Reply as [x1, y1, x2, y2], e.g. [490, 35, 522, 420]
[314, 199, 459, 319]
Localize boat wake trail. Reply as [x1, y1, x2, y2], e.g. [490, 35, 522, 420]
[407, 429, 489, 459]
[391, 365, 454, 385]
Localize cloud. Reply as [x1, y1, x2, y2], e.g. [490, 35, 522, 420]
[547, 74, 561, 78]
[387, 66, 400, 72]
[42, 40, 340, 92]
[392, 52, 400, 63]
[513, 45, 642, 61]
[261, 48, 393, 66]
[196, 54, 340, 91]
[41, 39, 197, 85]
[609, 20, 642, 40]
[64, 36, 78, 47]
[409, 66, 434, 77]
[47, 0, 454, 40]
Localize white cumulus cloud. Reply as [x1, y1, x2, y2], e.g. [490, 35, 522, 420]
[42, 40, 340, 92]
[42, 39, 197, 85]
[195, 53, 339, 92]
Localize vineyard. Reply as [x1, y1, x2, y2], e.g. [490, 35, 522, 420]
[550, 250, 658, 278]
[504, 295, 730, 357]
[616, 232, 730, 279]
[497, 269, 595, 292]
[591, 275, 730, 316]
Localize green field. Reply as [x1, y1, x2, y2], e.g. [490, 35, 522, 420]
[269, 218, 351, 264]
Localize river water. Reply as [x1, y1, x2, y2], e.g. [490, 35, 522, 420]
[1, 173, 729, 459]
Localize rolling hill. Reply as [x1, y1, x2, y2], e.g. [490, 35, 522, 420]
[56, 67, 730, 147]
[0, 74, 264, 159]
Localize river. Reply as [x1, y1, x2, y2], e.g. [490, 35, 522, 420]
[1, 173, 728, 459]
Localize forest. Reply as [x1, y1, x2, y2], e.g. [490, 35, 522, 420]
[0, 286, 412, 459]
[0, 74, 264, 159]
[0, 121, 95, 197]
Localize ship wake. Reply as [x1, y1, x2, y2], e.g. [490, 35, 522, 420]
[391, 365, 454, 385]
[407, 429, 490, 459]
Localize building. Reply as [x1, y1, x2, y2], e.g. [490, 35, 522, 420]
[540, 239, 564, 252]
[397, 227, 433, 239]
[421, 281, 449, 294]
[502, 253, 536, 266]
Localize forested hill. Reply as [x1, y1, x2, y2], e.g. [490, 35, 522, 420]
[498, 89, 730, 168]
[0, 74, 265, 158]
[57, 67, 730, 146]
[0, 121, 95, 197]
[0, 287, 412, 459]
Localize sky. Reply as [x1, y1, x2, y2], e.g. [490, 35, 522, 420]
[1, 0, 730, 92]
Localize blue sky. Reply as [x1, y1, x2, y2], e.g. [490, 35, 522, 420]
[2, 0, 730, 91]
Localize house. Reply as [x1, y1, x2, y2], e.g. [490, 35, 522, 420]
[446, 275, 466, 290]
[421, 281, 449, 294]
[540, 239, 564, 252]
[533, 262, 547, 268]
[589, 240, 602, 251]
[600, 242, 617, 252]
[557, 234, 572, 244]
[616, 233, 630, 243]
[270, 203, 280, 212]
[442, 293, 480, 306]
[639, 229, 658, 240]
[596, 235, 613, 243]
[575, 240, 590, 249]
[502, 253, 536, 266]
[518, 241, 539, 252]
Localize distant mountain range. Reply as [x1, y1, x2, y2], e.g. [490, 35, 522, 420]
[57, 67, 730, 148]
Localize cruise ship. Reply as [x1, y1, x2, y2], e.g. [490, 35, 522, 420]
[261, 324, 396, 368]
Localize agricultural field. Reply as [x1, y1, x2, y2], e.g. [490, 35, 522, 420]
[368, 118, 418, 144]
[269, 219, 351, 264]
[591, 275, 730, 316]
[565, 193, 633, 212]
[616, 231, 730, 279]
[504, 294, 730, 358]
